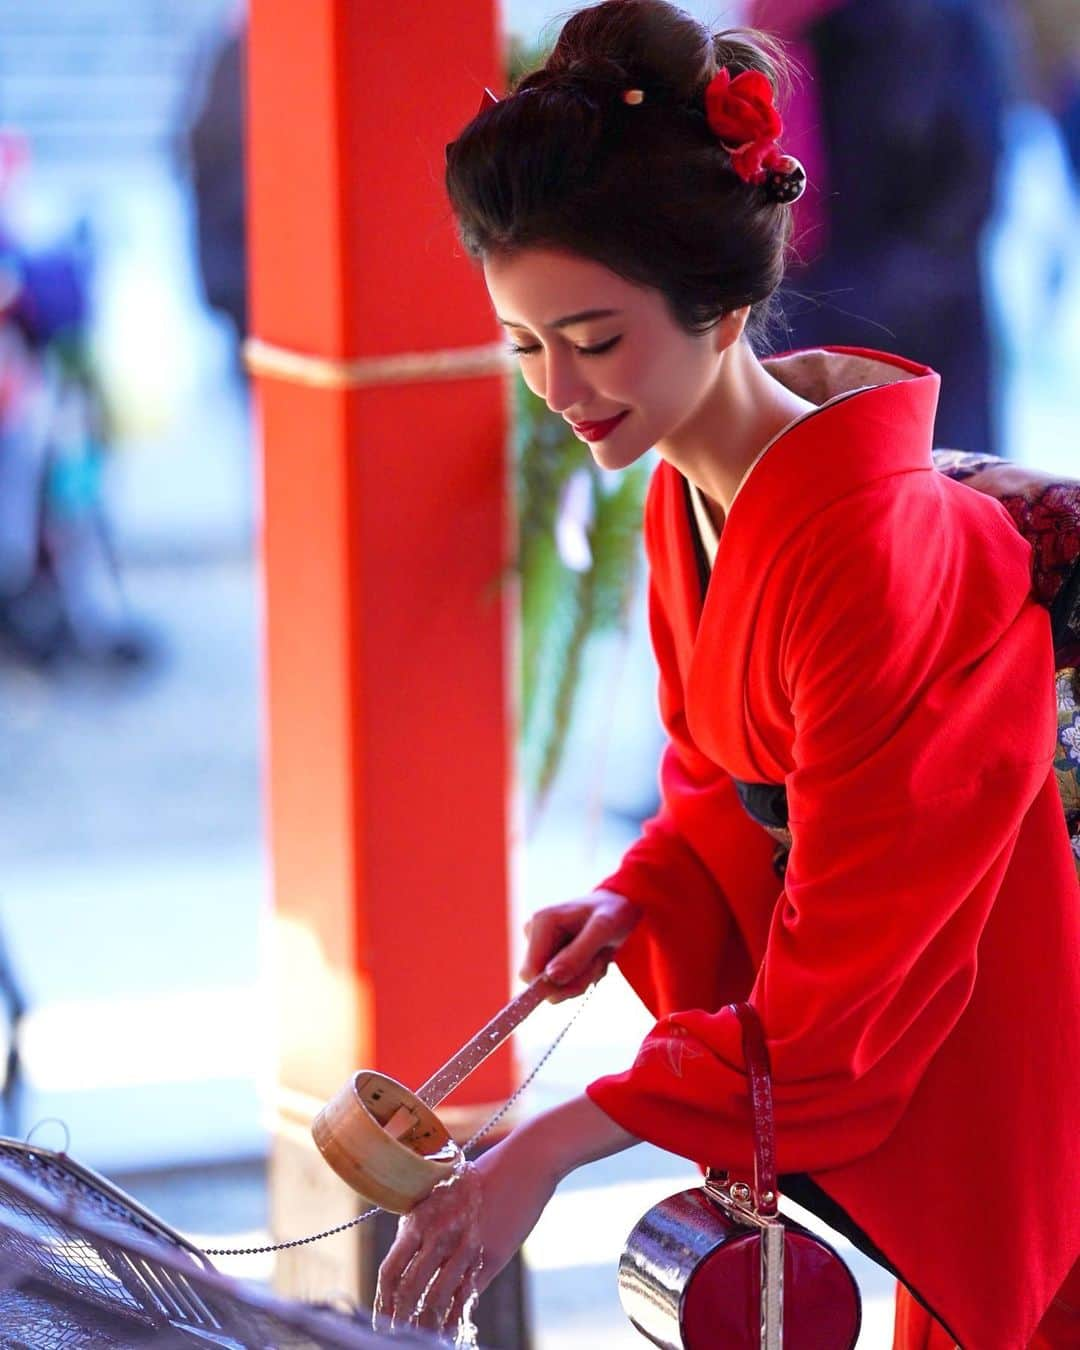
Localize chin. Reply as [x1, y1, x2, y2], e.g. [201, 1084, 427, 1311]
[588, 440, 647, 473]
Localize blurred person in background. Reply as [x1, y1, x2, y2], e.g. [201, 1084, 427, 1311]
[182, 8, 247, 376]
[0, 134, 151, 669]
[750, 0, 1010, 460]
[1023, 0, 1080, 180]
[1010, 0, 1080, 365]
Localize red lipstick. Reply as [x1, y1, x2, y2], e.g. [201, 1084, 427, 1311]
[569, 411, 630, 442]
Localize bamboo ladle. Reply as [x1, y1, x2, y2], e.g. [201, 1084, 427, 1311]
[312, 976, 553, 1214]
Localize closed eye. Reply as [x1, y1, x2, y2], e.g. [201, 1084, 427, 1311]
[505, 336, 622, 358]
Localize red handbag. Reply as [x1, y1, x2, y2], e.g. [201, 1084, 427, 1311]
[617, 1002, 862, 1349]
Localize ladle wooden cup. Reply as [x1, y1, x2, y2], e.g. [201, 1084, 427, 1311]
[312, 1071, 462, 1214]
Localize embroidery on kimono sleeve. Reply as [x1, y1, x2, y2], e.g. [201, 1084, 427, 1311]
[638, 1023, 708, 1080]
[1055, 668, 1080, 879]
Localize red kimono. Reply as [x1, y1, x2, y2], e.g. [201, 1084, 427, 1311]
[584, 348, 1080, 1348]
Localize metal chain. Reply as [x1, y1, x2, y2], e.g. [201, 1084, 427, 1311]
[204, 1207, 382, 1257]
[202, 985, 595, 1258]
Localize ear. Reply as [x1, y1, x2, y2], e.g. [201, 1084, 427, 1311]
[714, 305, 750, 353]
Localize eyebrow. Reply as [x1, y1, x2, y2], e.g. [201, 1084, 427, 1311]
[495, 308, 622, 330]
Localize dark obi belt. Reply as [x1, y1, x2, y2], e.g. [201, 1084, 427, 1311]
[732, 779, 792, 879]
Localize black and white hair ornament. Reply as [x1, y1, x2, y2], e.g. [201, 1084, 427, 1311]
[763, 154, 807, 204]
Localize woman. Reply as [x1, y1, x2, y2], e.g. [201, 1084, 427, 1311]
[375, 2, 1080, 1344]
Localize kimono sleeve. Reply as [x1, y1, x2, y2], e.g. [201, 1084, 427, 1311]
[597, 489, 775, 1020]
[587, 476, 1059, 1173]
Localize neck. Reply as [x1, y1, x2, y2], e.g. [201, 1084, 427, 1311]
[655, 339, 817, 520]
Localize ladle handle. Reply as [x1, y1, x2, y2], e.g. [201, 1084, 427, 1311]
[415, 975, 553, 1110]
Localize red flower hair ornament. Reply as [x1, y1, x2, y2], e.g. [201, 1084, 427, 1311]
[703, 67, 806, 201]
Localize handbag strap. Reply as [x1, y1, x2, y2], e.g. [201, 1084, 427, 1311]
[728, 1002, 779, 1218]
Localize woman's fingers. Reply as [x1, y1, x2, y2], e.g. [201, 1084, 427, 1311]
[377, 1217, 453, 1326]
[374, 1218, 422, 1321]
[544, 902, 634, 987]
[413, 1241, 482, 1331]
[546, 950, 612, 1003]
[391, 1233, 457, 1326]
[520, 906, 583, 982]
[544, 915, 618, 985]
[443, 1253, 485, 1333]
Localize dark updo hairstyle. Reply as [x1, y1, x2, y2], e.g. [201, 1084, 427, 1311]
[444, 0, 796, 348]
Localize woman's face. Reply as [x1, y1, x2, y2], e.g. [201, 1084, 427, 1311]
[483, 247, 731, 471]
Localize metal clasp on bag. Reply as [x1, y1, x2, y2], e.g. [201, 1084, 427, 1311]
[705, 1170, 784, 1350]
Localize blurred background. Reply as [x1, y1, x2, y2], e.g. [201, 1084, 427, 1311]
[0, 0, 1075, 1345]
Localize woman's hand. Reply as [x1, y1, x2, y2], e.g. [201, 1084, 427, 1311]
[374, 1095, 639, 1337]
[374, 1131, 557, 1337]
[521, 887, 641, 1003]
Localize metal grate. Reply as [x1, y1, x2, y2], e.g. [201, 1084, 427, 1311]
[0, 1137, 447, 1348]
[0, 1287, 156, 1349]
[9, 1148, 184, 1242]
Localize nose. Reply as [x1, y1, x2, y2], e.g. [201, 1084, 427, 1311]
[537, 347, 592, 418]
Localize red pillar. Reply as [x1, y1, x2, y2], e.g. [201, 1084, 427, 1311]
[246, 0, 514, 1299]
